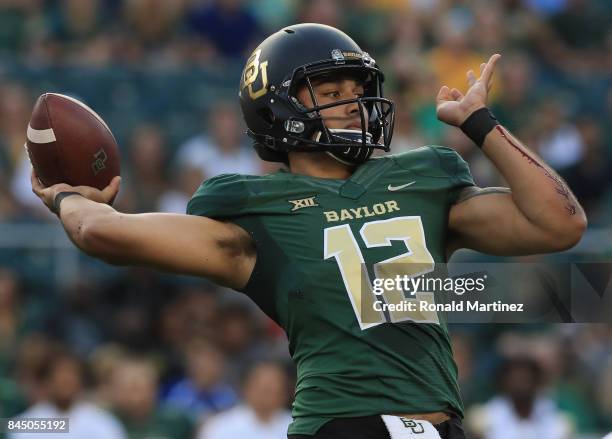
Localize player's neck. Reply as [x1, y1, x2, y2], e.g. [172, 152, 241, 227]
[287, 151, 354, 180]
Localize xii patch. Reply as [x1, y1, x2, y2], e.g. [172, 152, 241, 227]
[288, 196, 319, 211]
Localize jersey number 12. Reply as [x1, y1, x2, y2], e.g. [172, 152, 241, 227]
[324, 216, 439, 330]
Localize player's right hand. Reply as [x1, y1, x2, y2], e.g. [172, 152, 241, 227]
[31, 169, 121, 213]
[436, 53, 501, 127]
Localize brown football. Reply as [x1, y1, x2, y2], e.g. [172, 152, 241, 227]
[26, 93, 120, 190]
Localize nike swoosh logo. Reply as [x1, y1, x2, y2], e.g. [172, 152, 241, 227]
[387, 181, 416, 191]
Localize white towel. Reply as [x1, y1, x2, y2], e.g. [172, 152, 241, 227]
[381, 415, 442, 439]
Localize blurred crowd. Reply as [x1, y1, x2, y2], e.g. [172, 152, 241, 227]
[0, 266, 295, 438]
[1, 263, 611, 438]
[0, 0, 611, 438]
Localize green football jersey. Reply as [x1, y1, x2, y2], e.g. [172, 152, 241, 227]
[187, 145, 475, 435]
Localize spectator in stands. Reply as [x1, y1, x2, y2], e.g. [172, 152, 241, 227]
[466, 356, 573, 439]
[109, 356, 194, 439]
[101, 267, 167, 351]
[490, 52, 537, 134]
[297, 0, 341, 29]
[9, 347, 126, 439]
[549, 0, 610, 51]
[13, 334, 53, 406]
[0, 269, 22, 374]
[0, 269, 46, 378]
[88, 343, 128, 409]
[561, 119, 612, 221]
[122, 123, 170, 213]
[164, 338, 238, 421]
[605, 86, 612, 149]
[186, 0, 261, 59]
[248, 0, 295, 34]
[0, 82, 31, 171]
[596, 357, 612, 432]
[48, 0, 105, 43]
[427, 10, 484, 97]
[158, 163, 205, 213]
[158, 286, 220, 353]
[197, 361, 291, 439]
[571, 326, 612, 432]
[156, 286, 222, 390]
[0, 270, 29, 416]
[175, 101, 259, 178]
[3, 83, 51, 219]
[43, 278, 105, 357]
[386, 12, 426, 88]
[524, 0, 568, 17]
[470, 3, 506, 53]
[0, 374, 27, 418]
[216, 301, 269, 388]
[450, 333, 482, 409]
[121, 0, 187, 63]
[0, 0, 45, 54]
[534, 98, 584, 170]
[390, 79, 441, 151]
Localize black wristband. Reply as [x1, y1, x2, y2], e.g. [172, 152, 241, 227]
[460, 107, 499, 147]
[52, 192, 83, 216]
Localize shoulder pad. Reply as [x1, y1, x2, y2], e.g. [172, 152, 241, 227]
[187, 174, 250, 218]
[391, 146, 475, 201]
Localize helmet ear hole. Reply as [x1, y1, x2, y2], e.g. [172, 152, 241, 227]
[256, 108, 275, 128]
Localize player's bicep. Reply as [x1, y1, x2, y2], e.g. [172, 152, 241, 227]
[447, 187, 558, 256]
[85, 212, 255, 289]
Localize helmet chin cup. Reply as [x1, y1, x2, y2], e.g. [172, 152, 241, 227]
[314, 129, 375, 165]
[328, 128, 374, 145]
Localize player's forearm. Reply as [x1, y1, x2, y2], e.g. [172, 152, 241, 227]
[59, 196, 118, 259]
[481, 125, 587, 244]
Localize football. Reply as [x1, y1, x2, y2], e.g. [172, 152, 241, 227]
[26, 93, 120, 190]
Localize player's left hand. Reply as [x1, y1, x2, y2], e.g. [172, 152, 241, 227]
[31, 169, 121, 213]
[436, 53, 501, 127]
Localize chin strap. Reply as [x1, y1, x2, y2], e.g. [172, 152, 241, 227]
[327, 129, 374, 164]
[328, 128, 374, 144]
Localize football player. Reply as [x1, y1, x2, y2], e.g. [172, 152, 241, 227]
[32, 24, 586, 439]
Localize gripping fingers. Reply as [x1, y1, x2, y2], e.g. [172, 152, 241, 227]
[30, 169, 44, 197]
[102, 176, 121, 204]
[30, 169, 56, 210]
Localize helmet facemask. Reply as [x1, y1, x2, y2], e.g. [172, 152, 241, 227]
[281, 64, 395, 165]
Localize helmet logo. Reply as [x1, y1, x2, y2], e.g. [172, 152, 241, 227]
[242, 49, 269, 100]
[331, 49, 345, 63]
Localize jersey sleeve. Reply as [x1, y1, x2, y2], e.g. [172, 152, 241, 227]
[186, 174, 283, 318]
[428, 145, 476, 204]
[186, 174, 250, 219]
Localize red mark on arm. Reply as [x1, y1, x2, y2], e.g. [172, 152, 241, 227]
[494, 125, 577, 215]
